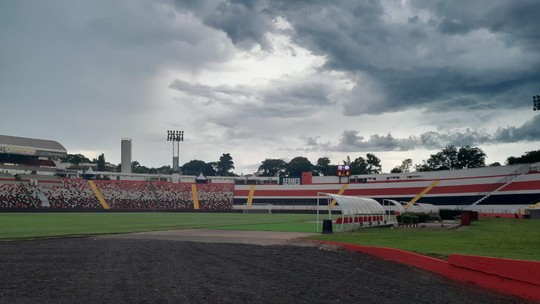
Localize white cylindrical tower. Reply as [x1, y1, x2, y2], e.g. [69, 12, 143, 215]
[121, 138, 132, 173]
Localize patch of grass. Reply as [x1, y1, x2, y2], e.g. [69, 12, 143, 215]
[313, 218, 540, 261]
[1, 213, 539, 262]
[0, 212, 316, 239]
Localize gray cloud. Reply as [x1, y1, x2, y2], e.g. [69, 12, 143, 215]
[173, 0, 276, 50]
[303, 115, 540, 152]
[169, 1, 540, 116]
[438, 18, 472, 35]
[169, 74, 336, 122]
[494, 115, 540, 143]
[204, 1, 274, 50]
[2, 0, 540, 173]
[416, 1, 540, 43]
[268, 1, 540, 114]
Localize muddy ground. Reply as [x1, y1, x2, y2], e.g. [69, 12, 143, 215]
[0, 234, 532, 304]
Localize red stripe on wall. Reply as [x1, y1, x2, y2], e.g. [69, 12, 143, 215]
[502, 180, 540, 191]
[234, 180, 540, 198]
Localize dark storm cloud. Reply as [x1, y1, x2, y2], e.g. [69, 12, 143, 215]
[279, 1, 540, 112]
[173, 0, 276, 50]
[262, 81, 331, 106]
[438, 18, 472, 35]
[178, 1, 540, 114]
[416, 0, 540, 44]
[179, 0, 540, 147]
[303, 115, 540, 152]
[169, 75, 333, 117]
[204, 1, 274, 49]
[493, 115, 540, 143]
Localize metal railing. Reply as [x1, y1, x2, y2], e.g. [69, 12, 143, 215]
[464, 165, 529, 210]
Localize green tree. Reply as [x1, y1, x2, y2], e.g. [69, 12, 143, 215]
[351, 157, 369, 174]
[67, 154, 91, 164]
[507, 150, 540, 165]
[391, 158, 413, 173]
[131, 161, 141, 172]
[156, 165, 173, 174]
[202, 162, 217, 176]
[131, 160, 153, 174]
[351, 153, 382, 174]
[416, 145, 457, 171]
[316, 157, 337, 176]
[216, 153, 235, 176]
[97, 154, 106, 171]
[417, 145, 486, 171]
[181, 160, 207, 176]
[366, 153, 382, 174]
[440, 145, 459, 170]
[258, 159, 287, 176]
[286, 157, 313, 177]
[457, 146, 486, 169]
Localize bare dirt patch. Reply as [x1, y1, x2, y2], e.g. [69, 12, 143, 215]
[0, 231, 532, 303]
[99, 229, 318, 246]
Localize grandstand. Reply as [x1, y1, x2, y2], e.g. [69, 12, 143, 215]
[0, 134, 234, 211]
[0, 178, 235, 211]
[2, 133, 539, 216]
[0, 134, 66, 176]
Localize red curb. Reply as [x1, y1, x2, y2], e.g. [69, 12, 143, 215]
[322, 241, 540, 302]
[449, 254, 540, 286]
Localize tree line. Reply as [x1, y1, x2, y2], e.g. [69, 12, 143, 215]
[66, 153, 236, 176]
[66, 146, 540, 177]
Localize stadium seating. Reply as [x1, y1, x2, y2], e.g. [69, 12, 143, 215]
[0, 177, 234, 211]
[0, 183, 32, 208]
[152, 181, 194, 209]
[94, 180, 158, 209]
[25, 178, 102, 209]
[197, 183, 234, 210]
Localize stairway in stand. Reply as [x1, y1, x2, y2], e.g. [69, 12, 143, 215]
[465, 165, 529, 210]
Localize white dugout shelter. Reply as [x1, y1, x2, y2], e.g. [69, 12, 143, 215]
[401, 201, 440, 215]
[317, 193, 390, 232]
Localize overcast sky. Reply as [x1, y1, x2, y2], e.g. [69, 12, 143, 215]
[1, 0, 540, 174]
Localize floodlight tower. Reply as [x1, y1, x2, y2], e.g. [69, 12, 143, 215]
[167, 130, 184, 173]
[534, 95, 540, 111]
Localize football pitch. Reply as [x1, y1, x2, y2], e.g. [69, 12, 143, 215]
[1, 212, 539, 261]
[0, 212, 320, 239]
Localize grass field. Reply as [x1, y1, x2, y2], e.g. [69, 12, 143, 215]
[314, 218, 540, 261]
[0, 212, 318, 239]
[1, 212, 539, 261]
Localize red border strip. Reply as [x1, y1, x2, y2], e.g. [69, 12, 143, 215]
[321, 241, 540, 302]
[448, 254, 540, 286]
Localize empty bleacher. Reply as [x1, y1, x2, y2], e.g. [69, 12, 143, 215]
[197, 183, 234, 210]
[152, 181, 194, 209]
[26, 178, 102, 209]
[0, 177, 234, 211]
[94, 180, 158, 209]
[0, 183, 32, 208]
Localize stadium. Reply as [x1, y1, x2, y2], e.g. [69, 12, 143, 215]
[1, 134, 540, 215]
[1, 134, 539, 303]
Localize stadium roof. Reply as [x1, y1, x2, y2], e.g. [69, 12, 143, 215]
[0, 134, 67, 158]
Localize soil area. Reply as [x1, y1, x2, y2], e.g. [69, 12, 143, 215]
[0, 232, 533, 304]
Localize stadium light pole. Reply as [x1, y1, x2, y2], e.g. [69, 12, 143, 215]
[166, 130, 184, 173]
[534, 95, 540, 111]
